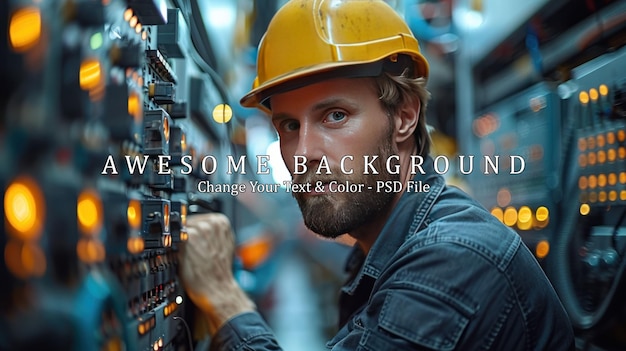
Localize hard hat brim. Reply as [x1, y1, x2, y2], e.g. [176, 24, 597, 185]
[240, 53, 428, 113]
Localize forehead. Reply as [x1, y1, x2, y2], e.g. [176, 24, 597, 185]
[269, 77, 377, 114]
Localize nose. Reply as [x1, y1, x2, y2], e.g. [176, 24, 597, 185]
[294, 120, 324, 165]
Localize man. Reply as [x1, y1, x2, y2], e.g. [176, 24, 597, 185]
[180, 0, 575, 350]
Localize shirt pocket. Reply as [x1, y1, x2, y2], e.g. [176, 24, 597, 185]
[377, 289, 473, 350]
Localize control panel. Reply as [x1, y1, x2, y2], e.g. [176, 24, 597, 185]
[466, 82, 561, 259]
[1, 1, 232, 350]
[549, 47, 626, 338]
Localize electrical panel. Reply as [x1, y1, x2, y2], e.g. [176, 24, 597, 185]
[1, 1, 233, 350]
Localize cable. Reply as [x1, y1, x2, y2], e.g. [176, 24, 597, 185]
[173, 316, 194, 351]
[551, 182, 626, 330]
[611, 207, 626, 256]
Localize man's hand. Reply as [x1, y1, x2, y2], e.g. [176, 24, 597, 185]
[180, 213, 256, 335]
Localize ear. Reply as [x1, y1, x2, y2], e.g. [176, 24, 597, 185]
[393, 100, 420, 143]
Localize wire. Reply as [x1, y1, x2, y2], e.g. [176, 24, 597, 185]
[611, 207, 626, 256]
[173, 316, 194, 351]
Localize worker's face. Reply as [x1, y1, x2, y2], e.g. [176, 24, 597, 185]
[270, 77, 399, 238]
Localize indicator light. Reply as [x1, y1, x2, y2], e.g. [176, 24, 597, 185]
[127, 199, 142, 229]
[579, 91, 589, 104]
[77, 189, 103, 236]
[503, 207, 517, 227]
[535, 240, 550, 259]
[9, 7, 41, 52]
[5, 177, 44, 240]
[79, 58, 102, 91]
[212, 104, 233, 123]
[589, 88, 598, 101]
[580, 204, 590, 216]
[599, 84, 608, 96]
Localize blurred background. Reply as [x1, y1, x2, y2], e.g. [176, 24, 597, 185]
[1, 0, 626, 350]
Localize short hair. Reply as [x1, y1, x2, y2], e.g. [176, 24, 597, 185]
[374, 72, 431, 157]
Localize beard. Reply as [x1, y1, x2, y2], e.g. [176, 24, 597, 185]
[292, 131, 399, 239]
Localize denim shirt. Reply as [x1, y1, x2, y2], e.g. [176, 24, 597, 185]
[210, 166, 575, 351]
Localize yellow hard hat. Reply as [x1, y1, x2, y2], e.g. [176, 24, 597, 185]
[240, 0, 429, 112]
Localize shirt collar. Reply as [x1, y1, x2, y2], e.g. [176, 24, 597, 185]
[342, 158, 446, 295]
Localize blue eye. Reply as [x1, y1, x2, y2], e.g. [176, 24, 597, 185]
[325, 111, 346, 123]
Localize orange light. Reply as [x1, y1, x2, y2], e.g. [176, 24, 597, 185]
[124, 8, 133, 21]
[535, 240, 550, 259]
[518, 206, 532, 224]
[619, 130, 626, 142]
[578, 154, 587, 168]
[79, 58, 102, 91]
[609, 191, 617, 202]
[127, 199, 142, 230]
[135, 23, 142, 34]
[77, 189, 103, 236]
[181, 204, 187, 227]
[238, 236, 273, 270]
[77, 238, 106, 263]
[580, 203, 590, 216]
[587, 152, 596, 165]
[578, 176, 588, 190]
[587, 136, 596, 149]
[598, 191, 607, 202]
[162, 234, 172, 247]
[4, 239, 46, 279]
[607, 132, 615, 144]
[619, 146, 626, 159]
[180, 230, 188, 241]
[127, 237, 145, 255]
[503, 207, 517, 227]
[517, 206, 532, 231]
[589, 88, 599, 101]
[597, 150, 606, 164]
[621, 190, 626, 201]
[141, 31, 148, 41]
[138, 323, 146, 335]
[128, 91, 142, 122]
[577, 138, 587, 151]
[608, 173, 617, 186]
[181, 133, 187, 153]
[163, 203, 170, 232]
[596, 134, 605, 148]
[598, 174, 607, 188]
[4, 177, 45, 240]
[490, 207, 504, 223]
[535, 206, 549, 222]
[130, 15, 138, 28]
[579, 91, 589, 104]
[599, 84, 609, 97]
[620, 172, 626, 184]
[608, 149, 616, 162]
[163, 117, 170, 143]
[588, 175, 597, 189]
[9, 7, 41, 52]
[102, 338, 122, 351]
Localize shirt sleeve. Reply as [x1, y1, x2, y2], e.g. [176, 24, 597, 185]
[209, 312, 282, 351]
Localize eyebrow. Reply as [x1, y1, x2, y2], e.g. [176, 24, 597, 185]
[271, 97, 359, 123]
